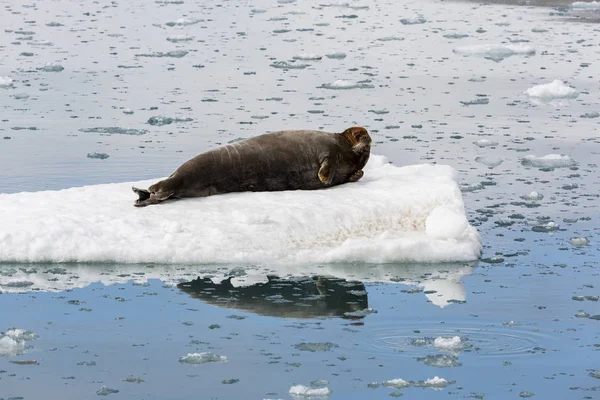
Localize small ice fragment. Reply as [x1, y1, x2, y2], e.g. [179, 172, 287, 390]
[382, 378, 410, 389]
[524, 80, 578, 99]
[421, 376, 450, 389]
[178, 352, 227, 364]
[453, 44, 535, 62]
[270, 61, 309, 69]
[96, 386, 119, 396]
[167, 34, 194, 42]
[0, 77, 14, 88]
[377, 36, 404, 41]
[569, 237, 589, 247]
[46, 21, 63, 27]
[319, 80, 374, 90]
[426, 207, 469, 240]
[519, 391, 534, 398]
[165, 18, 199, 26]
[475, 156, 503, 168]
[400, 14, 426, 24]
[87, 152, 109, 160]
[521, 154, 577, 169]
[343, 307, 377, 317]
[521, 191, 543, 201]
[294, 342, 338, 352]
[473, 139, 498, 147]
[80, 127, 148, 135]
[580, 112, 599, 118]
[289, 385, 331, 397]
[310, 379, 329, 387]
[460, 98, 489, 106]
[293, 53, 322, 61]
[326, 52, 346, 59]
[40, 63, 64, 72]
[433, 336, 462, 351]
[416, 354, 462, 368]
[0, 336, 25, 357]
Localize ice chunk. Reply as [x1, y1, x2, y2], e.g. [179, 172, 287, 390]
[319, 80, 374, 90]
[473, 139, 498, 148]
[382, 378, 410, 389]
[521, 154, 577, 169]
[40, 63, 64, 72]
[569, 237, 589, 247]
[166, 34, 194, 42]
[165, 18, 199, 26]
[433, 336, 463, 351]
[524, 80, 578, 100]
[0, 76, 14, 88]
[400, 14, 426, 25]
[0, 328, 37, 357]
[475, 156, 503, 168]
[179, 352, 227, 364]
[453, 44, 535, 62]
[293, 53, 322, 61]
[289, 385, 331, 397]
[0, 155, 481, 264]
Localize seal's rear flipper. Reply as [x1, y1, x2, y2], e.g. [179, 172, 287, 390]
[132, 186, 151, 202]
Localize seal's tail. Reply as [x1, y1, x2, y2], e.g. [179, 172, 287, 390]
[132, 186, 151, 202]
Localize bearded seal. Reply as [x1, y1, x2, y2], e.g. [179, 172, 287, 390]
[132, 126, 371, 207]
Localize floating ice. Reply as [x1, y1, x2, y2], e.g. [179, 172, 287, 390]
[319, 80, 374, 90]
[79, 127, 148, 135]
[453, 44, 535, 62]
[0, 329, 37, 357]
[571, 1, 600, 9]
[289, 385, 331, 397]
[165, 18, 199, 26]
[0, 155, 481, 264]
[433, 336, 463, 351]
[179, 352, 227, 364]
[377, 36, 404, 41]
[569, 237, 589, 247]
[96, 386, 120, 396]
[0, 77, 14, 88]
[473, 139, 498, 148]
[136, 50, 188, 58]
[293, 53, 322, 61]
[294, 342, 338, 352]
[87, 152, 109, 160]
[166, 34, 194, 42]
[400, 14, 426, 25]
[521, 191, 543, 201]
[475, 156, 503, 168]
[270, 61, 310, 69]
[524, 80, 579, 100]
[326, 52, 346, 59]
[39, 63, 64, 72]
[416, 354, 462, 368]
[382, 376, 450, 390]
[147, 116, 193, 126]
[521, 154, 577, 169]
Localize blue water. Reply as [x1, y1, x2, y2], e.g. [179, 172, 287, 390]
[1, 0, 600, 398]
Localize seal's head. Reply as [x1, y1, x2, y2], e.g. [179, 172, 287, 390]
[342, 126, 371, 155]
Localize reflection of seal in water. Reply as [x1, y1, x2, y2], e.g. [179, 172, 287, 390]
[132, 126, 371, 207]
[177, 275, 369, 319]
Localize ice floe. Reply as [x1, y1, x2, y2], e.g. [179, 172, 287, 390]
[570, 1, 600, 9]
[453, 44, 535, 62]
[0, 155, 481, 264]
[524, 80, 579, 100]
[289, 385, 331, 397]
[521, 154, 577, 169]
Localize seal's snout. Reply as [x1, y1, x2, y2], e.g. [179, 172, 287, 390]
[342, 126, 371, 155]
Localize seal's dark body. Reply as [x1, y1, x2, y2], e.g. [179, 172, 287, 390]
[133, 128, 371, 206]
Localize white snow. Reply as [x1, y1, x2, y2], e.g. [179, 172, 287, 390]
[382, 378, 410, 388]
[571, 1, 600, 9]
[0, 155, 481, 264]
[0, 76, 14, 88]
[521, 154, 577, 169]
[524, 80, 579, 99]
[433, 336, 462, 351]
[289, 385, 332, 397]
[453, 44, 535, 60]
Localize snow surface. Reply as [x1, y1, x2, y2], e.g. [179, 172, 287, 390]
[0, 155, 481, 264]
[524, 80, 579, 99]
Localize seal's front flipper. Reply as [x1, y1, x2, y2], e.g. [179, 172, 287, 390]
[318, 157, 337, 185]
[348, 169, 364, 183]
[132, 186, 151, 202]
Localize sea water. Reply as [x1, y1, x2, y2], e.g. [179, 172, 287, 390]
[1, 0, 599, 398]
